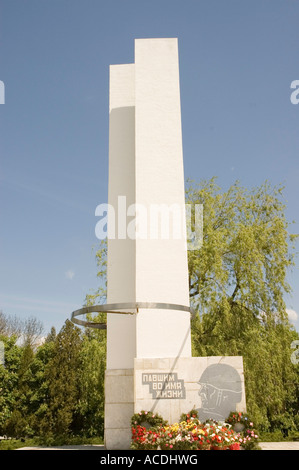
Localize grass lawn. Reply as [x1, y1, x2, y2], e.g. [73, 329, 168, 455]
[0, 436, 104, 450]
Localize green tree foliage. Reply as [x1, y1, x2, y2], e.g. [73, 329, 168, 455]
[187, 178, 296, 318]
[85, 239, 107, 306]
[4, 343, 35, 437]
[21, 329, 57, 436]
[0, 317, 106, 440]
[78, 332, 106, 437]
[43, 320, 83, 437]
[187, 178, 299, 430]
[0, 335, 22, 434]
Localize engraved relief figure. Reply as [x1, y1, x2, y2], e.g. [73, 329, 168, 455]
[196, 364, 242, 422]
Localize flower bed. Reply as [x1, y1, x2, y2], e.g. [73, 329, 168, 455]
[226, 412, 260, 450]
[131, 410, 241, 450]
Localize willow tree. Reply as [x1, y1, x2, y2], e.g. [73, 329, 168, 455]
[187, 178, 299, 430]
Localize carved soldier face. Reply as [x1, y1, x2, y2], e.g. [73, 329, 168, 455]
[197, 364, 242, 421]
[198, 382, 225, 409]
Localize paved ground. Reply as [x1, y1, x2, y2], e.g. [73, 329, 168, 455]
[259, 442, 299, 450]
[15, 442, 299, 450]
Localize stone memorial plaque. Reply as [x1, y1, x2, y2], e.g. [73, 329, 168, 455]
[134, 357, 246, 426]
[142, 373, 186, 399]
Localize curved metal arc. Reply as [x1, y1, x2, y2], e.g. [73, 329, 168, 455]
[71, 302, 194, 330]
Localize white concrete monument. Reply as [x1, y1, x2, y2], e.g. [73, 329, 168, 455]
[107, 38, 191, 369]
[72, 38, 246, 450]
[105, 37, 192, 449]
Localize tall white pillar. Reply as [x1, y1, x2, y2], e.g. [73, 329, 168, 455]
[134, 39, 191, 360]
[106, 63, 136, 371]
[105, 38, 191, 449]
[107, 38, 191, 370]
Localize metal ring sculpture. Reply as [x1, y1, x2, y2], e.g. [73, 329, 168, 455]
[71, 302, 195, 329]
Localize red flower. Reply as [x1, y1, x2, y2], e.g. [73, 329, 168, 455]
[229, 443, 240, 450]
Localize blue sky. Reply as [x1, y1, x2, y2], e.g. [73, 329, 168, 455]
[0, 0, 298, 334]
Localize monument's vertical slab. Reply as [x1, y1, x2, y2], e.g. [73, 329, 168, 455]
[134, 38, 191, 360]
[106, 39, 191, 371]
[106, 64, 136, 370]
[105, 65, 136, 449]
